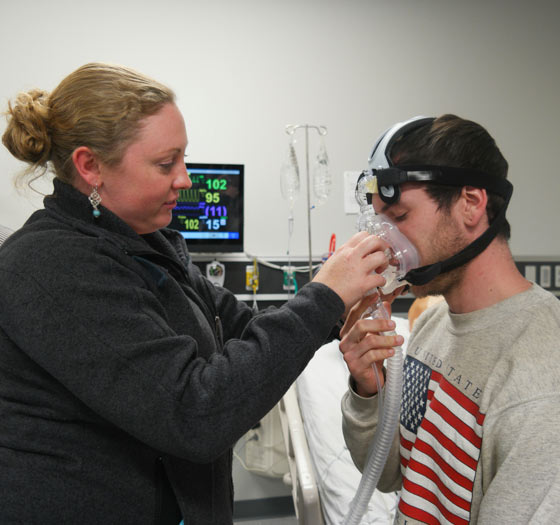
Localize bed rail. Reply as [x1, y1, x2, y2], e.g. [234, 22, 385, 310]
[279, 383, 325, 525]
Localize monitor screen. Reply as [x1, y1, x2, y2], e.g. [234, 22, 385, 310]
[170, 163, 244, 253]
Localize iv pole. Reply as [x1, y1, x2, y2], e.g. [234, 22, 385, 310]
[285, 124, 328, 282]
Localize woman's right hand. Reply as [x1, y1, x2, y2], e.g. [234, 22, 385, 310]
[312, 231, 390, 314]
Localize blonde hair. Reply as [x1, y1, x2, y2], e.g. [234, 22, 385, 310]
[2, 62, 175, 186]
[408, 295, 445, 331]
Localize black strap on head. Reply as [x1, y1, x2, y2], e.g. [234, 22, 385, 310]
[375, 165, 513, 203]
[362, 114, 515, 287]
[366, 164, 513, 286]
[399, 169, 513, 286]
[365, 165, 512, 204]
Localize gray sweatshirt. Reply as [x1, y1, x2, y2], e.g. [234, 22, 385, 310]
[342, 284, 560, 524]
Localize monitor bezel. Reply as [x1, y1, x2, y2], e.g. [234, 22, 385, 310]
[172, 162, 245, 253]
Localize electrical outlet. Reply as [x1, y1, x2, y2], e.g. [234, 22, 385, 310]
[246, 265, 258, 291]
[524, 265, 536, 282]
[283, 267, 296, 291]
[540, 265, 551, 288]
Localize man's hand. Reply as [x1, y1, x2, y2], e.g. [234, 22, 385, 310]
[339, 301, 404, 397]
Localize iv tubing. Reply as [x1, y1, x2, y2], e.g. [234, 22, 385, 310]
[342, 298, 404, 525]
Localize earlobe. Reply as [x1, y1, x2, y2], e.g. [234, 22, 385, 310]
[72, 146, 101, 187]
[462, 186, 488, 227]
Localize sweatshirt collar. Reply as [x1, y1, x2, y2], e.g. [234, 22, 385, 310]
[446, 283, 543, 334]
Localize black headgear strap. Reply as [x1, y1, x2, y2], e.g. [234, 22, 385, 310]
[367, 164, 513, 286]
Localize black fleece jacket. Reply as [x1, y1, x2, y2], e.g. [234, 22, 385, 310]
[0, 180, 344, 524]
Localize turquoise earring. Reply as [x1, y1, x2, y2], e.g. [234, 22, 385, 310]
[88, 186, 101, 218]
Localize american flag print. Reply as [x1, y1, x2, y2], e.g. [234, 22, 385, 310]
[398, 356, 486, 524]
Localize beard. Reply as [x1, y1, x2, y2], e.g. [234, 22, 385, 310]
[411, 212, 469, 299]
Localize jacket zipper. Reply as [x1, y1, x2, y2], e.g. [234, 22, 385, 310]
[155, 456, 164, 525]
[125, 249, 223, 352]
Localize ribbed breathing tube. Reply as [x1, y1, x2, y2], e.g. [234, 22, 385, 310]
[341, 206, 416, 523]
[342, 296, 404, 525]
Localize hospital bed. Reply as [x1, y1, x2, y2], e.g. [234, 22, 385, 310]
[279, 316, 411, 525]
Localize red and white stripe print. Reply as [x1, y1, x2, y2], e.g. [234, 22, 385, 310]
[399, 357, 485, 524]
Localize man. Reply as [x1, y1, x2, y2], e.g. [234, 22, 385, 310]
[340, 115, 560, 524]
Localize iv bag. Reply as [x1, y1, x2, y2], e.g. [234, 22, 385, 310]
[280, 138, 300, 209]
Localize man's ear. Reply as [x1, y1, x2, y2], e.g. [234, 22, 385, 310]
[71, 146, 101, 187]
[461, 186, 488, 228]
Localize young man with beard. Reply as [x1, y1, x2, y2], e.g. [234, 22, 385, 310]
[340, 115, 560, 524]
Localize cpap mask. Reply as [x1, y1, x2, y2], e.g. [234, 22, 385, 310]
[357, 207, 420, 295]
[356, 115, 514, 287]
[356, 162, 419, 295]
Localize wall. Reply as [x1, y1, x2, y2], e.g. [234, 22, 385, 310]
[1, 0, 559, 508]
[0, 0, 559, 259]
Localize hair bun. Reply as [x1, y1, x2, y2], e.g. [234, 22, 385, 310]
[2, 89, 52, 165]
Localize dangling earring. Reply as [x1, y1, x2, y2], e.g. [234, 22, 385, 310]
[88, 185, 102, 218]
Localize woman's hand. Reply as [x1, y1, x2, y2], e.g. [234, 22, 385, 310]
[339, 301, 404, 397]
[312, 231, 390, 314]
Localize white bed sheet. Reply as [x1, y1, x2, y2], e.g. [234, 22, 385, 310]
[296, 316, 410, 525]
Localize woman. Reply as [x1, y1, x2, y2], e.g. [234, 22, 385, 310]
[0, 63, 388, 524]
[0, 224, 12, 245]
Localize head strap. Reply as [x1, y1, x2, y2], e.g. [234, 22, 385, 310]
[361, 115, 514, 286]
[402, 180, 512, 285]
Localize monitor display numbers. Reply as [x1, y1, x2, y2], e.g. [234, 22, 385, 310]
[170, 164, 244, 252]
[204, 177, 227, 191]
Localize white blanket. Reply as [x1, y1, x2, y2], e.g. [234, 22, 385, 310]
[296, 316, 411, 524]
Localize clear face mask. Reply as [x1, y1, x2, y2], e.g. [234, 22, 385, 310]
[355, 178, 419, 294]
